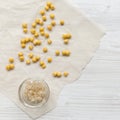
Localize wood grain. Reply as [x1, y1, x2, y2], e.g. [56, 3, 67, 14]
[0, 0, 120, 120]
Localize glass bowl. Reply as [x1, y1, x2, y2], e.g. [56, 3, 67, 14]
[18, 78, 50, 108]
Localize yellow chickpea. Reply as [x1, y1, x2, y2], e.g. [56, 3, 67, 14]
[47, 39, 52, 45]
[62, 34, 67, 39]
[39, 27, 44, 32]
[45, 5, 49, 11]
[23, 28, 28, 33]
[66, 50, 71, 56]
[62, 50, 66, 56]
[47, 57, 52, 63]
[9, 64, 15, 70]
[40, 10, 45, 16]
[33, 40, 38, 46]
[41, 64, 46, 69]
[34, 32, 39, 38]
[55, 50, 60, 56]
[60, 20, 64, 26]
[56, 72, 62, 78]
[29, 37, 34, 42]
[9, 57, 14, 63]
[36, 40, 42, 45]
[46, 2, 52, 7]
[63, 72, 69, 77]
[21, 38, 26, 44]
[40, 31, 45, 36]
[22, 23, 27, 28]
[39, 20, 44, 26]
[50, 4, 55, 10]
[36, 56, 40, 61]
[52, 72, 57, 77]
[45, 33, 50, 38]
[50, 14, 55, 19]
[25, 38, 29, 43]
[6, 65, 11, 71]
[51, 21, 56, 26]
[64, 39, 69, 44]
[35, 18, 40, 24]
[29, 45, 34, 51]
[18, 52, 23, 57]
[19, 56, 24, 62]
[42, 16, 47, 21]
[30, 28, 36, 34]
[28, 53, 34, 59]
[32, 57, 37, 63]
[47, 25, 52, 31]
[26, 60, 31, 65]
[32, 22, 37, 28]
[39, 61, 44, 66]
[43, 47, 48, 53]
[21, 43, 26, 49]
[66, 33, 72, 39]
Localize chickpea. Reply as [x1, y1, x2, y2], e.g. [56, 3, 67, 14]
[35, 18, 40, 24]
[41, 64, 46, 69]
[19, 56, 24, 62]
[51, 21, 56, 26]
[47, 39, 52, 45]
[55, 50, 60, 56]
[21, 38, 26, 44]
[52, 72, 57, 77]
[28, 53, 34, 59]
[45, 5, 49, 11]
[18, 52, 24, 57]
[23, 28, 28, 33]
[29, 37, 34, 42]
[47, 25, 52, 31]
[9, 57, 14, 63]
[30, 28, 36, 34]
[34, 32, 39, 38]
[39, 27, 44, 32]
[6, 65, 11, 71]
[40, 10, 45, 16]
[63, 72, 69, 77]
[60, 20, 64, 26]
[50, 14, 55, 19]
[45, 33, 49, 38]
[56, 72, 62, 77]
[36, 56, 40, 61]
[64, 39, 69, 44]
[40, 31, 45, 36]
[39, 20, 44, 26]
[43, 47, 48, 53]
[32, 22, 36, 28]
[9, 64, 15, 70]
[47, 57, 52, 63]
[50, 5, 55, 10]
[22, 23, 27, 28]
[46, 2, 52, 7]
[39, 61, 44, 66]
[32, 57, 37, 63]
[42, 16, 47, 21]
[26, 60, 31, 65]
[21, 43, 26, 49]
[29, 45, 34, 51]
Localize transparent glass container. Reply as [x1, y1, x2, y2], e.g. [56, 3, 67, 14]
[18, 78, 50, 108]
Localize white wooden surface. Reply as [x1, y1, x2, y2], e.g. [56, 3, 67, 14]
[0, 0, 120, 120]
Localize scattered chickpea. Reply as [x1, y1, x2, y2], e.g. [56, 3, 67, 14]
[23, 28, 28, 33]
[45, 5, 49, 11]
[43, 47, 48, 53]
[35, 18, 40, 24]
[47, 25, 52, 31]
[42, 16, 47, 21]
[21, 38, 26, 44]
[30, 28, 36, 34]
[25, 38, 29, 43]
[39, 20, 44, 26]
[29, 37, 34, 42]
[39, 27, 44, 32]
[46, 2, 52, 8]
[32, 57, 37, 63]
[55, 50, 60, 56]
[34, 32, 39, 38]
[22, 23, 27, 28]
[52, 72, 57, 77]
[26, 60, 31, 65]
[56, 72, 62, 78]
[28, 53, 34, 59]
[45, 33, 50, 38]
[29, 45, 34, 51]
[9, 57, 14, 63]
[9, 64, 15, 70]
[66, 33, 72, 39]
[51, 21, 56, 26]
[21, 43, 26, 49]
[6, 65, 11, 71]
[40, 31, 45, 36]
[47, 39, 52, 45]
[36, 40, 42, 45]
[19, 56, 24, 62]
[32, 22, 37, 28]
[50, 5, 55, 10]
[41, 64, 46, 69]
[47, 57, 52, 63]
[64, 39, 69, 44]
[18, 52, 24, 57]
[40, 10, 45, 16]
[40, 61, 45, 66]
[63, 72, 69, 77]
[36, 56, 40, 61]
[33, 40, 38, 46]
[60, 20, 64, 26]
[50, 14, 55, 19]
[62, 50, 71, 56]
